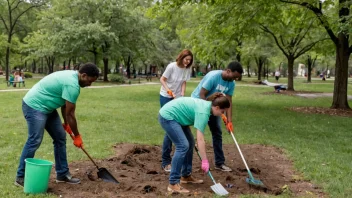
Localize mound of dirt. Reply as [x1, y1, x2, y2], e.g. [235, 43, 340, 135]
[47, 143, 325, 197]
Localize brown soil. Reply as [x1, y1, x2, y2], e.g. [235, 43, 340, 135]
[47, 143, 325, 198]
[289, 106, 352, 117]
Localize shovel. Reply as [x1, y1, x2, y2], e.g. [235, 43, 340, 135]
[194, 146, 229, 196]
[221, 114, 265, 188]
[65, 130, 119, 183]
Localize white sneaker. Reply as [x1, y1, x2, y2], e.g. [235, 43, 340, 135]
[163, 164, 171, 172]
[215, 164, 232, 172]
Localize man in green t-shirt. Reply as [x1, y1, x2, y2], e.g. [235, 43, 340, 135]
[15, 63, 99, 187]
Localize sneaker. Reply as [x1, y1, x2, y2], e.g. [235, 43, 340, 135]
[180, 175, 203, 184]
[163, 164, 171, 172]
[167, 183, 190, 194]
[14, 177, 24, 187]
[56, 173, 81, 184]
[215, 164, 232, 172]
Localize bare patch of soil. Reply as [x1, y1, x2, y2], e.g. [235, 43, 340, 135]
[47, 143, 325, 197]
[289, 106, 352, 117]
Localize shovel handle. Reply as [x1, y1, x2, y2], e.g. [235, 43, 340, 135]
[65, 130, 100, 170]
[81, 147, 100, 169]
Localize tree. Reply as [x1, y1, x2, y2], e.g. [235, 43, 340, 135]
[0, 0, 44, 80]
[280, 0, 352, 109]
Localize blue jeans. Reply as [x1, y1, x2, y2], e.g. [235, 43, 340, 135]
[158, 114, 194, 185]
[160, 95, 173, 168]
[16, 101, 69, 178]
[208, 115, 225, 166]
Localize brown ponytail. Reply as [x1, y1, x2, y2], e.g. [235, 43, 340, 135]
[206, 92, 230, 109]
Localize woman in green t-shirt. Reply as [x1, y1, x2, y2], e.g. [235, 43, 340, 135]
[158, 92, 230, 194]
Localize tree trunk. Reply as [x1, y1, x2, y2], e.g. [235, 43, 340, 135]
[51, 57, 55, 73]
[68, 58, 71, 70]
[255, 57, 265, 81]
[41, 57, 44, 73]
[5, 46, 10, 81]
[331, 33, 350, 109]
[287, 56, 295, 91]
[63, 60, 66, 70]
[126, 55, 131, 78]
[32, 59, 36, 73]
[247, 65, 251, 77]
[103, 57, 109, 81]
[115, 60, 119, 73]
[306, 55, 316, 83]
[307, 63, 312, 83]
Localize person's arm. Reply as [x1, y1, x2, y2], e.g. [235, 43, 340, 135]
[61, 105, 67, 124]
[64, 101, 80, 136]
[196, 130, 207, 160]
[181, 81, 186, 96]
[225, 94, 233, 121]
[199, 88, 209, 100]
[160, 76, 170, 91]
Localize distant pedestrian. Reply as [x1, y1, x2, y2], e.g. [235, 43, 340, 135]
[275, 70, 280, 82]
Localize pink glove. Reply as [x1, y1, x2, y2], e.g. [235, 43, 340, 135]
[201, 159, 209, 173]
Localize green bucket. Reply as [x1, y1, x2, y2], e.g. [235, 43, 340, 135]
[24, 158, 53, 194]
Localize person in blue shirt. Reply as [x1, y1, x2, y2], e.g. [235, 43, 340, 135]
[191, 61, 243, 172]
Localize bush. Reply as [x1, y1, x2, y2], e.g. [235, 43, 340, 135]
[24, 72, 33, 78]
[108, 74, 125, 83]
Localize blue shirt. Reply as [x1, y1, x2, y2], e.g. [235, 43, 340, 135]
[191, 70, 235, 98]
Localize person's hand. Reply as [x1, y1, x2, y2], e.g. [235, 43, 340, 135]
[226, 122, 233, 132]
[201, 159, 209, 173]
[73, 135, 83, 148]
[167, 90, 176, 98]
[221, 114, 228, 125]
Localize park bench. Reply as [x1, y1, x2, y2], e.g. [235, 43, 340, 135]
[7, 80, 25, 87]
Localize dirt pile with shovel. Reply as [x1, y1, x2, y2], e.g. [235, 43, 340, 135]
[48, 143, 325, 197]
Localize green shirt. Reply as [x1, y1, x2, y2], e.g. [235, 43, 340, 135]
[23, 70, 80, 113]
[159, 97, 211, 133]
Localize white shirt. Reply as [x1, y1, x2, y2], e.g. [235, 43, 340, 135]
[275, 71, 280, 77]
[160, 62, 191, 98]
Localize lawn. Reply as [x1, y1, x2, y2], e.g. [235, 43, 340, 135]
[0, 76, 351, 197]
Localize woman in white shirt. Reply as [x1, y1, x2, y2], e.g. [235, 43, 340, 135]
[159, 49, 193, 172]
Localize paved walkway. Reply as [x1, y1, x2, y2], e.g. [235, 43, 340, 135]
[0, 82, 160, 92]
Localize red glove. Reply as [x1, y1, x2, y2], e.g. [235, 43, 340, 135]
[226, 122, 233, 132]
[201, 159, 209, 173]
[73, 135, 83, 148]
[167, 90, 176, 98]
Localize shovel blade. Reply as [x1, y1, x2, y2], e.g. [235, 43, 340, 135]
[97, 168, 119, 183]
[246, 177, 265, 188]
[210, 183, 229, 196]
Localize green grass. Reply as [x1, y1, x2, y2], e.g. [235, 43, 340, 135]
[0, 77, 352, 197]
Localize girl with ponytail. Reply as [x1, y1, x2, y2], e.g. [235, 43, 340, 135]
[158, 92, 230, 194]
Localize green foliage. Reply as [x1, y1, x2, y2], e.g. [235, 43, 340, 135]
[108, 74, 125, 83]
[24, 72, 33, 78]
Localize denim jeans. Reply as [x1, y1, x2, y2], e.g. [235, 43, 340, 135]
[160, 95, 174, 168]
[158, 114, 194, 185]
[208, 115, 225, 166]
[16, 101, 69, 178]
